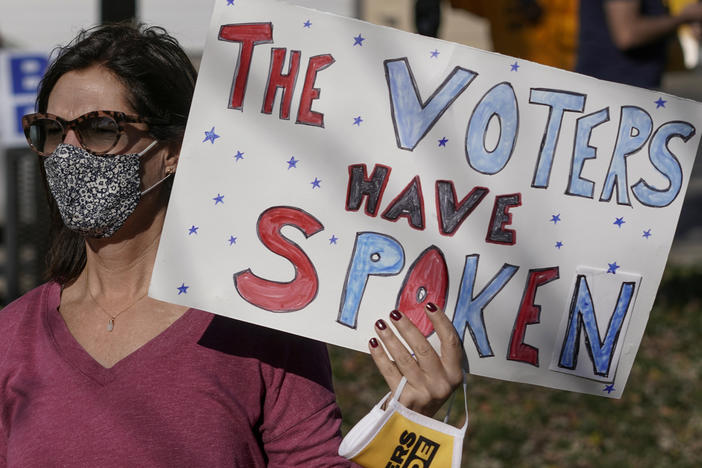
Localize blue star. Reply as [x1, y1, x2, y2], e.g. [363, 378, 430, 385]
[234, 150, 244, 161]
[654, 97, 666, 108]
[614, 217, 625, 228]
[177, 283, 189, 295]
[188, 225, 199, 235]
[550, 214, 561, 224]
[311, 177, 322, 189]
[213, 193, 224, 205]
[329, 235, 338, 244]
[430, 49, 440, 58]
[353, 34, 365, 46]
[287, 156, 299, 169]
[303, 19, 312, 28]
[643, 229, 652, 239]
[510, 61, 520, 72]
[555, 241, 563, 249]
[228, 235, 237, 246]
[607, 262, 620, 274]
[203, 127, 220, 144]
[603, 383, 615, 394]
[438, 137, 448, 147]
[353, 116, 363, 126]
[226, 0, 234, 5]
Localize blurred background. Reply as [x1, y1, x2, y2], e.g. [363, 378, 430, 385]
[1, 0, 700, 466]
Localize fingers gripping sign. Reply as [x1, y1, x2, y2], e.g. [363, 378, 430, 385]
[369, 302, 465, 417]
[342, 314, 469, 467]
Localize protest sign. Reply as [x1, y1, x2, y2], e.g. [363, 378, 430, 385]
[0, 51, 48, 147]
[150, 0, 702, 398]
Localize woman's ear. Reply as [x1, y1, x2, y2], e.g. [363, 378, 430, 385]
[162, 140, 182, 175]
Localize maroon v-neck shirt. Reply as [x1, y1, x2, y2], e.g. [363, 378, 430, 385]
[0, 282, 352, 467]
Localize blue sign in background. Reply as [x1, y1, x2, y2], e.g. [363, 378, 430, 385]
[1, 52, 49, 145]
[10, 55, 48, 95]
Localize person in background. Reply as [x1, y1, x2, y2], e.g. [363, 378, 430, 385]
[576, 0, 702, 88]
[416, 0, 442, 37]
[0, 23, 464, 466]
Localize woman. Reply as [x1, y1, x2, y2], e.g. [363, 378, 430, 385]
[0, 23, 464, 466]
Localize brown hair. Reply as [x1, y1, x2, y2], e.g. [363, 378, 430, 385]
[36, 22, 197, 284]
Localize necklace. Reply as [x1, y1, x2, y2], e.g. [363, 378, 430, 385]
[88, 288, 149, 332]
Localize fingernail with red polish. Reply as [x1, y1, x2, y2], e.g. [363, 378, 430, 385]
[369, 338, 379, 348]
[375, 319, 387, 330]
[390, 309, 402, 321]
[426, 302, 438, 312]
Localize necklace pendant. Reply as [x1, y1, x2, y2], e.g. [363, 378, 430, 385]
[107, 319, 114, 332]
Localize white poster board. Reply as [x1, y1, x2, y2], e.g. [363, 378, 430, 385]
[150, 0, 702, 398]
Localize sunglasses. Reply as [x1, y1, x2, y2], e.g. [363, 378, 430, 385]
[22, 110, 158, 156]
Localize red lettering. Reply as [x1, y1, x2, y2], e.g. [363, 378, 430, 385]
[297, 54, 335, 127]
[218, 23, 273, 110]
[396, 247, 448, 336]
[508, 267, 559, 365]
[263, 48, 301, 119]
[234, 206, 323, 311]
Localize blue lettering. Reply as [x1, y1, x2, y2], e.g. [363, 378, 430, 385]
[567, 108, 610, 198]
[452, 255, 518, 357]
[385, 58, 477, 151]
[600, 106, 652, 205]
[465, 83, 518, 175]
[530, 89, 585, 188]
[632, 121, 694, 207]
[558, 275, 635, 377]
[337, 232, 405, 328]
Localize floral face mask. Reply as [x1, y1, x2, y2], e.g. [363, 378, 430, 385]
[43, 141, 170, 238]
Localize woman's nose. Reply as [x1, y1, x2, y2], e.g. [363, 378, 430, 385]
[63, 128, 81, 147]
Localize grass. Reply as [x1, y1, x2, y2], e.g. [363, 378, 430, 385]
[330, 265, 702, 467]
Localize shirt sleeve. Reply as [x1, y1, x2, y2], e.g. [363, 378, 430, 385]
[256, 333, 356, 467]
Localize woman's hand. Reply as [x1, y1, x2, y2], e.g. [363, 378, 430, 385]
[369, 302, 464, 417]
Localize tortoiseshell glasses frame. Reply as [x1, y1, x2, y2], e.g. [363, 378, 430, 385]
[22, 110, 155, 157]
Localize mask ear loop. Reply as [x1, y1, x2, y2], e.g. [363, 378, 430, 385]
[137, 140, 174, 196]
[389, 377, 409, 404]
[441, 371, 469, 431]
[136, 140, 159, 157]
[141, 171, 172, 196]
[389, 371, 469, 431]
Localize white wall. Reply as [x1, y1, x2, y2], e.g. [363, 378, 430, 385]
[0, 0, 358, 53]
[0, 0, 99, 50]
[139, 0, 358, 53]
[138, 0, 216, 53]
